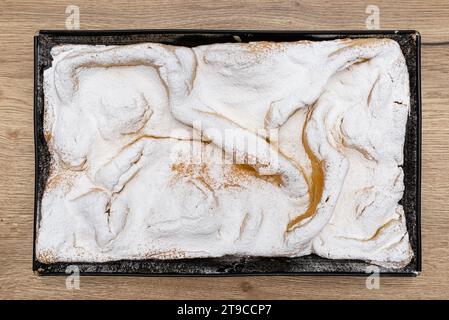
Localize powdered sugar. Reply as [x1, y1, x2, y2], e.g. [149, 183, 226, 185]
[37, 38, 412, 268]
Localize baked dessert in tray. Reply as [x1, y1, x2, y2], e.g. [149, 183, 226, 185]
[36, 37, 413, 269]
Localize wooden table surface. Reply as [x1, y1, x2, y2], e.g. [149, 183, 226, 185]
[1, 0, 448, 300]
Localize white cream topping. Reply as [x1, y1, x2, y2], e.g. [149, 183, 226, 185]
[37, 38, 413, 268]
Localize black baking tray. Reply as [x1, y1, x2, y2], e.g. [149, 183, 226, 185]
[33, 30, 422, 276]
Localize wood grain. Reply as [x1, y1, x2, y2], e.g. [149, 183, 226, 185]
[1, 0, 449, 300]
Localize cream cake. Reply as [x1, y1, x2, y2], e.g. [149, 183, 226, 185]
[36, 38, 413, 268]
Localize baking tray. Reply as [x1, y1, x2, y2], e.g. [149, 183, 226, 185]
[33, 30, 421, 276]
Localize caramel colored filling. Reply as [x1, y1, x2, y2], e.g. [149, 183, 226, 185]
[171, 161, 283, 189]
[232, 164, 284, 187]
[286, 111, 324, 232]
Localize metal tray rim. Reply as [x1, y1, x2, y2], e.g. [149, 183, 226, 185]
[33, 29, 422, 276]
